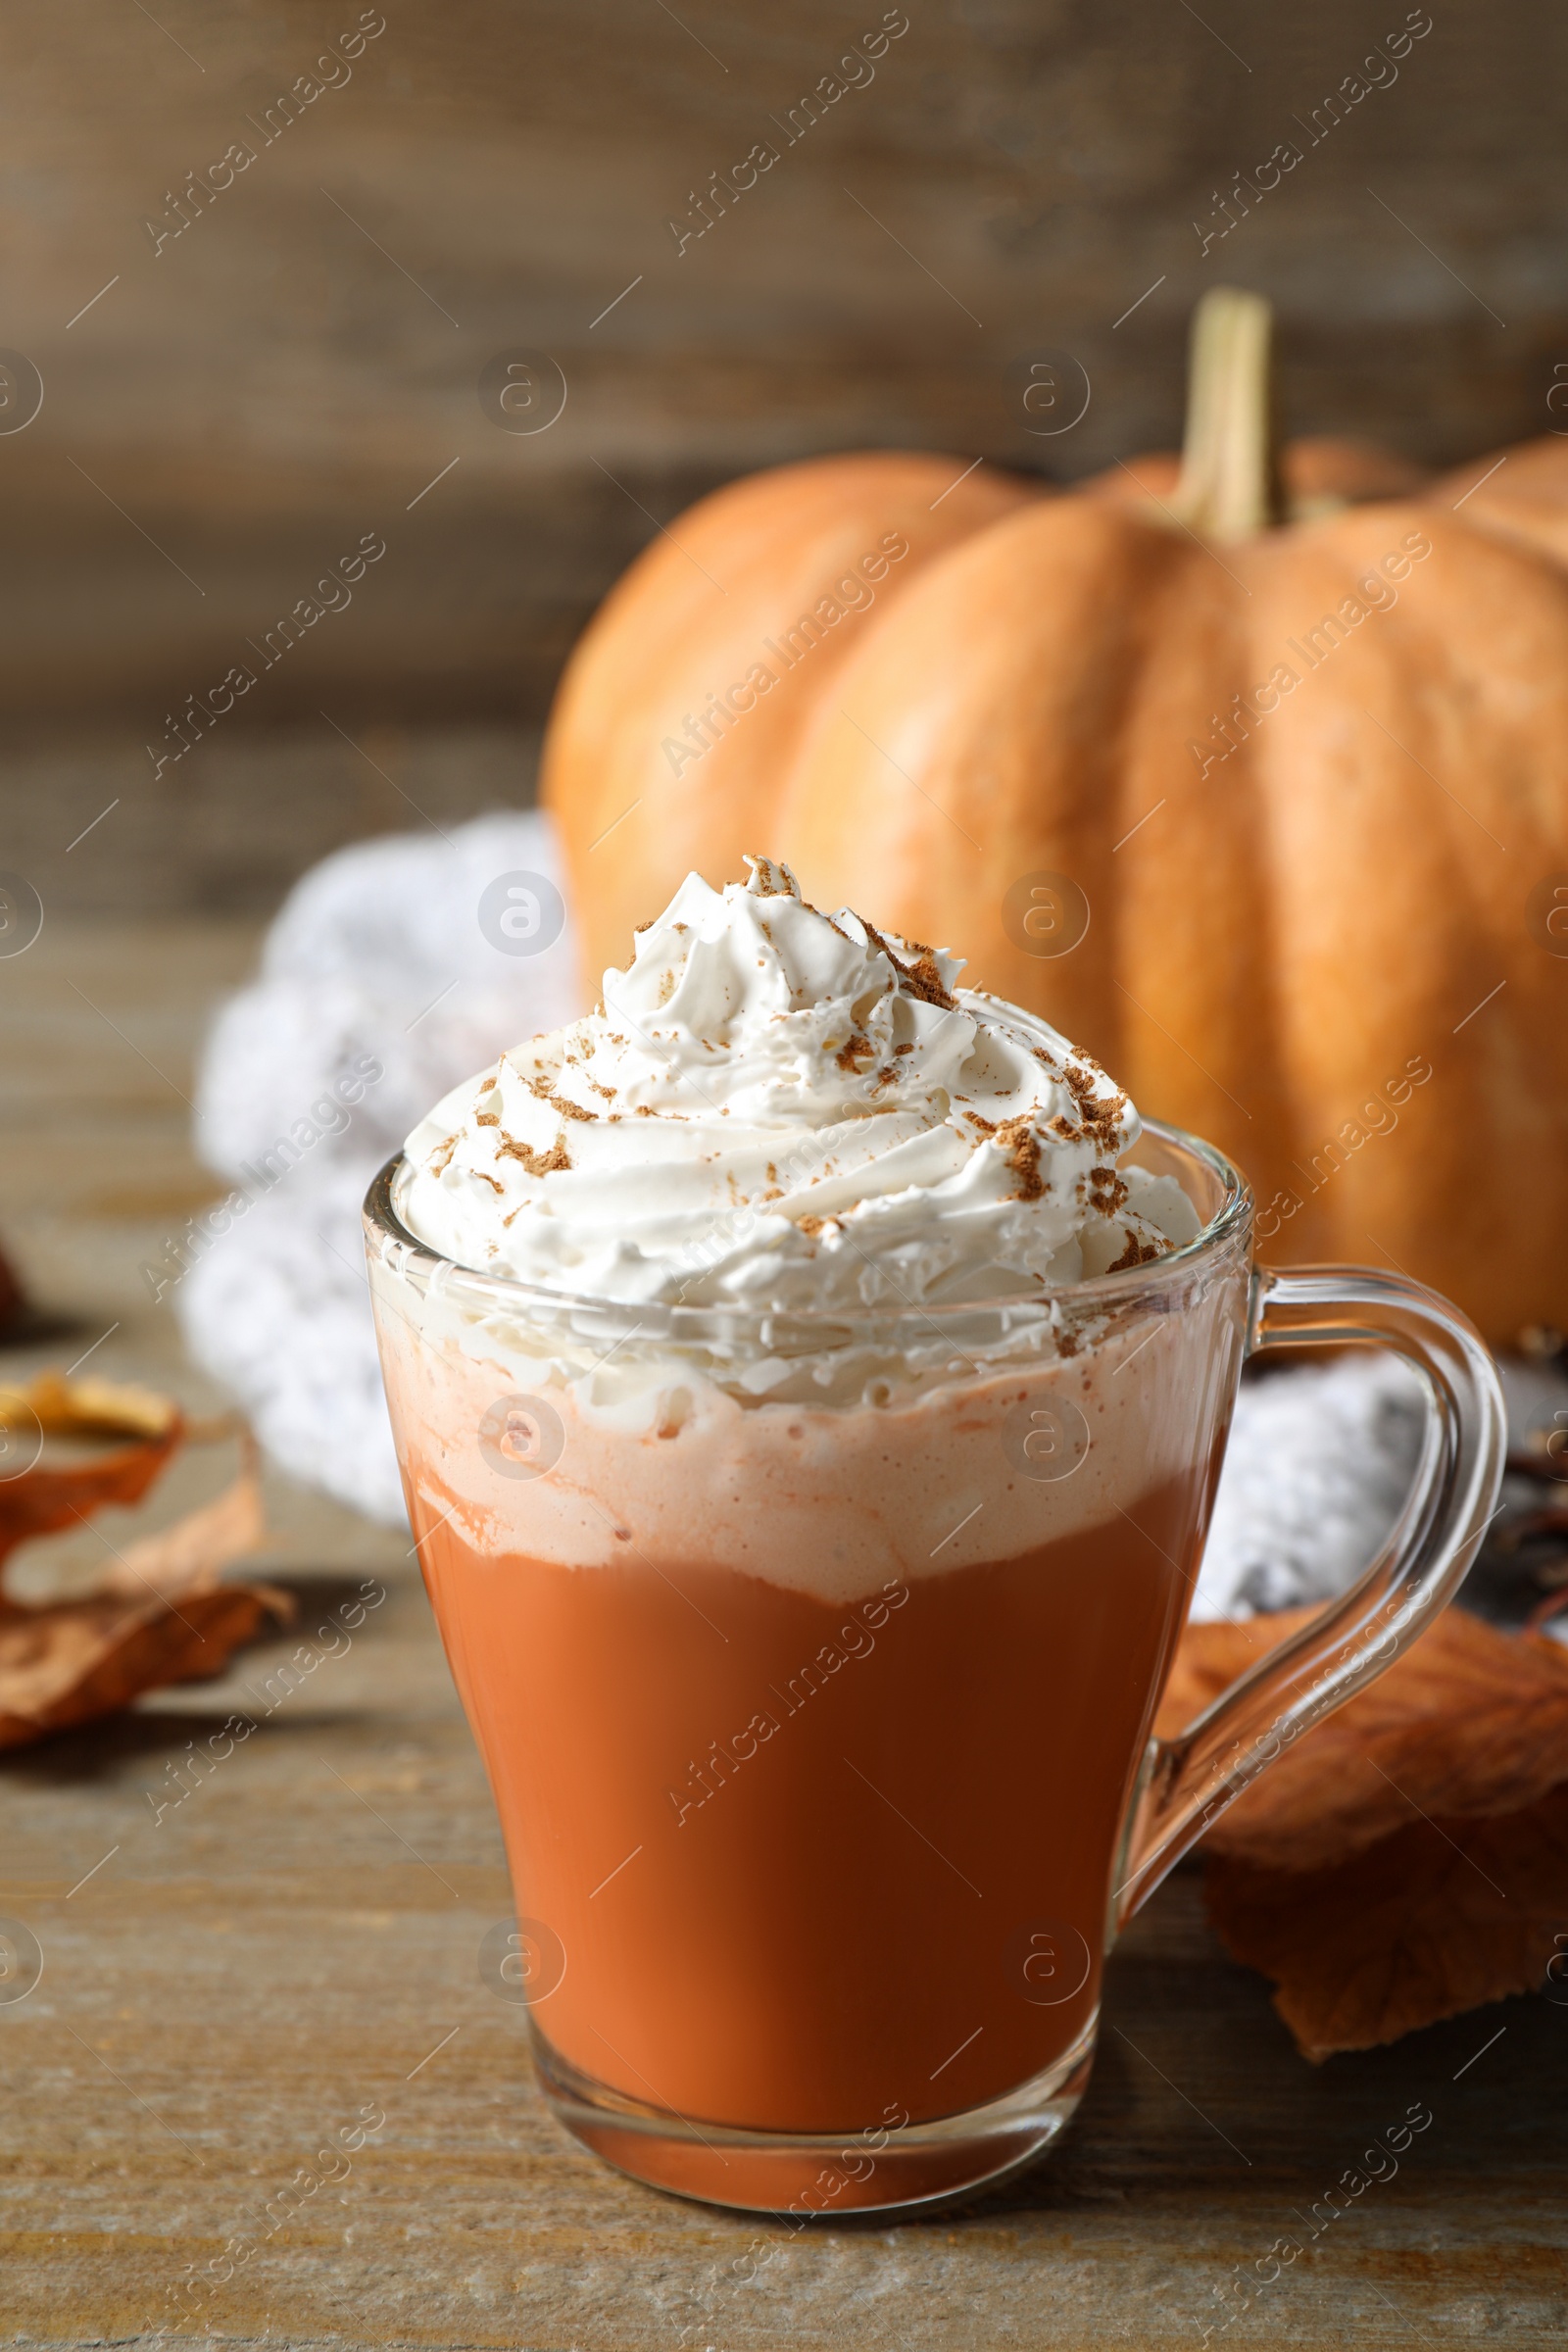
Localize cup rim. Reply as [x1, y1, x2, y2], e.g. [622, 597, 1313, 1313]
[362, 1116, 1252, 1334]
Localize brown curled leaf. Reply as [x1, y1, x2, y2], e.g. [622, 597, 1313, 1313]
[1203, 1784, 1568, 2061]
[0, 1581, 282, 1750]
[0, 1372, 183, 1577]
[0, 1374, 287, 1748]
[1158, 1605, 1568, 1869]
[1157, 1604, 1568, 2057]
[95, 1443, 267, 1605]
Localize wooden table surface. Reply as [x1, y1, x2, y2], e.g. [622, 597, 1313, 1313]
[2, 918, 1565, 2350]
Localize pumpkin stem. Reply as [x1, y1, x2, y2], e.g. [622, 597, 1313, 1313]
[1168, 286, 1282, 543]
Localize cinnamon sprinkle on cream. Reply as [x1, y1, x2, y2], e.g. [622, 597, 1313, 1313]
[1107, 1234, 1164, 1271]
[993, 1114, 1044, 1201]
[495, 1134, 572, 1178]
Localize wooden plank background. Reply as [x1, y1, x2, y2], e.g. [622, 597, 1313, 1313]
[3, 0, 1567, 911]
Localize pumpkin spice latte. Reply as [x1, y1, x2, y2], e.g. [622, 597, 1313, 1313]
[368, 856, 1256, 2203]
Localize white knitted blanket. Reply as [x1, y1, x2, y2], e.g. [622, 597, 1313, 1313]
[176, 813, 1467, 1625]
[178, 812, 579, 1525]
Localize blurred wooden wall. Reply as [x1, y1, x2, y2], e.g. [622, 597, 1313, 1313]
[3, 0, 1566, 909]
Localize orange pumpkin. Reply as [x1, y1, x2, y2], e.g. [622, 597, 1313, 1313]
[543, 290, 1568, 1344]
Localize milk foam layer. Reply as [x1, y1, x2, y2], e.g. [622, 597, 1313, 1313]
[400, 857, 1198, 1311]
[370, 1281, 1242, 1602]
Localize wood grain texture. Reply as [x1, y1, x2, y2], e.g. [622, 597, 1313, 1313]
[0, 920, 1565, 2346]
[3, 1, 1568, 916]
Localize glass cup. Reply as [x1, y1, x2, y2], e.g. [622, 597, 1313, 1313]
[364, 1118, 1503, 2217]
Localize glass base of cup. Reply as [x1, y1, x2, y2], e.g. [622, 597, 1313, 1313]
[530, 2015, 1098, 2217]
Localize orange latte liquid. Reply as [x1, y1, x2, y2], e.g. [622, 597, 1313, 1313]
[410, 1463, 1209, 2133]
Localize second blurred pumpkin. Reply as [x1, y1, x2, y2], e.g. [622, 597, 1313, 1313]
[543, 288, 1568, 1344]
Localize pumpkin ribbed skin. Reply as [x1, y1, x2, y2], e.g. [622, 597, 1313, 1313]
[543, 408, 1568, 1341]
[779, 485, 1568, 1340]
[1433, 438, 1568, 566]
[538, 451, 1030, 976]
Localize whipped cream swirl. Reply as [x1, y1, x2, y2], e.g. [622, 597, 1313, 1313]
[398, 858, 1197, 1308]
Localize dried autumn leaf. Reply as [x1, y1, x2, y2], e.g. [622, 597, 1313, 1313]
[0, 1373, 287, 1749]
[1204, 1784, 1568, 2060]
[1158, 1602, 1568, 2056]
[96, 1449, 267, 1604]
[20, 1370, 178, 1440]
[0, 1582, 280, 1749]
[1155, 1608, 1303, 1741]
[0, 1371, 182, 1566]
[1157, 1606, 1568, 1870]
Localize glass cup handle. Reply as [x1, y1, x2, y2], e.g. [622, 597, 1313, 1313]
[1115, 1262, 1506, 1927]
